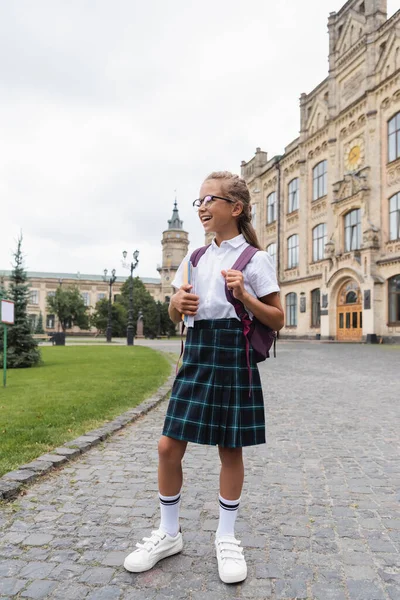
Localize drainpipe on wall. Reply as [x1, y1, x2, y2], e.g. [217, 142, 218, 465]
[275, 158, 282, 284]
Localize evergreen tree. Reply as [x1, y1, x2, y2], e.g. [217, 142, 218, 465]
[0, 235, 41, 368]
[35, 312, 45, 334]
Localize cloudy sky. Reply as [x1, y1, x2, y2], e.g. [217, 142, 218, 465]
[1, 0, 397, 280]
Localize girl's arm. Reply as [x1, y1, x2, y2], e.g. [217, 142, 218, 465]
[222, 269, 284, 331]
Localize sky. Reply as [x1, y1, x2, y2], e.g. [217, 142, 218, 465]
[1, 0, 398, 280]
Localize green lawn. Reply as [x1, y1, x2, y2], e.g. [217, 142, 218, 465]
[0, 346, 171, 477]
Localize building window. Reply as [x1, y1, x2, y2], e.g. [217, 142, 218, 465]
[65, 318, 72, 329]
[29, 290, 39, 305]
[47, 291, 56, 298]
[389, 192, 400, 240]
[345, 209, 361, 251]
[288, 178, 299, 213]
[266, 243, 277, 266]
[28, 314, 37, 332]
[286, 293, 297, 327]
[251, 204, 257, 229]
[81, 292, 90, 306]
[313, 160, 327, 201]
[388, 275, 400, 324]
[312, 223, 327, 261]
[97, 292, 106, 301]
[46, 314, 55, 329]
[311, 289, 321, 328]
[267, 192, 276, 224]
[388, 112, 400, 162]
[287, 235, 299, 269]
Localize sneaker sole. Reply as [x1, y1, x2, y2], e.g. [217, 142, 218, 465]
[217, 567, 247, 585]
[124, 537, 183, 573]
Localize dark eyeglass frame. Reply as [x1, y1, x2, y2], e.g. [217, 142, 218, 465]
[193, 195, 236, 209]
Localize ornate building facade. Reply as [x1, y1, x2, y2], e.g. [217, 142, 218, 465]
[0, 203, 188, 335]
[241, 0, 400, 342]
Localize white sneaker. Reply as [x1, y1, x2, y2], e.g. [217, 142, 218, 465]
[124, 528, 183, 573]
[215, 535, 247, 584]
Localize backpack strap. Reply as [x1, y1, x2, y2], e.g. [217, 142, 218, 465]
[190, 244, 211, 267]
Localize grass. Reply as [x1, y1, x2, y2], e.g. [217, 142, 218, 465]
[0, 346, 171, 477]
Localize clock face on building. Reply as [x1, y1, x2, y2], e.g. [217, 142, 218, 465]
[344, 137, 365, 172]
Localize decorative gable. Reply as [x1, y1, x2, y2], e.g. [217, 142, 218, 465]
[307, 99, 329, 135]
[336, 12, 366, 55]
[376, 32, 400, 81]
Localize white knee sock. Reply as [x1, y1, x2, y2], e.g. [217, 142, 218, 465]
[159, 491, 181, 537]
[216, 494, 240, 538]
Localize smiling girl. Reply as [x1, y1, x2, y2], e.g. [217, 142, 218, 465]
[124, 171, 284, 584]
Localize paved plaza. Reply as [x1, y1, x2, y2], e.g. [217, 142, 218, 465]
[0, 342, 399, 600]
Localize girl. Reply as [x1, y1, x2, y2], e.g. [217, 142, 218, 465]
[124, 171, 284, 584]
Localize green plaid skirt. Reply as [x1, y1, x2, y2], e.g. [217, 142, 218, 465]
[162, 319, 265, 448]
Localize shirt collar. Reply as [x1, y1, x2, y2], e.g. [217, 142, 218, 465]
[211, 233, 246, 250]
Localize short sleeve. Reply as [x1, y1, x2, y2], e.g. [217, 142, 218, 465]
[171, 251, 191, 289]
[246, 251, 280, 298]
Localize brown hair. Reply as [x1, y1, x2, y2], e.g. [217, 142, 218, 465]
[204, 171, 262, 250]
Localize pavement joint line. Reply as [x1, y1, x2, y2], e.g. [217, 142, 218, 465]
[0, 368, 175, 502]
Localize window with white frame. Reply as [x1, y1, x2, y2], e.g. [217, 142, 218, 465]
[81, 292, 90, 306]
[288, 178, 299, 213]
[28, 314, 37, 332]
[313, 160, 327, 201]
[47, 291, 56, 297]
[389, 193, 400, 240]
[286, 293, 297, 327]
[287, 234, 299, 269]
[97, 292, 106, 301]
[267, 192, 276, 224]
[266, 243, 277, 266]
[388, 274, 400, 324]
[388, 112, 400, 162]
[29, 290, 39, 305]
[312, 223, 327, 261]
[344, 209, 361, 251]
[46, 314, 55, 329]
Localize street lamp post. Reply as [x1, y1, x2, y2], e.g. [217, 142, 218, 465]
[103, 268, 117, 343]
[122, 250, 139, 346]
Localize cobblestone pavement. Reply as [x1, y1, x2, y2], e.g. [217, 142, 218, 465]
[1, 342, 399, 600]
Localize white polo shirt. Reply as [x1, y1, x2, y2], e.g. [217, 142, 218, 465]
[171, 234, 279, 325]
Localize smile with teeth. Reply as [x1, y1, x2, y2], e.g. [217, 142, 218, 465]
[201, 215, 212, 223]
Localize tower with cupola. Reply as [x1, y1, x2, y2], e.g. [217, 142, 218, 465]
[158, 201, 189, 302]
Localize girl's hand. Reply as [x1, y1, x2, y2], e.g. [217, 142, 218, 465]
[171, 284, 200, 316]
[221, 270, 247, 302]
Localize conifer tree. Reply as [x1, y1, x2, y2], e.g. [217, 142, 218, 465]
[35, 312, 45, 334]
[0, 235, 41, 368]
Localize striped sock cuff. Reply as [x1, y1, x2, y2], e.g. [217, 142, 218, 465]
[219, 495, 240, 512]
[159, 491, 181, 507]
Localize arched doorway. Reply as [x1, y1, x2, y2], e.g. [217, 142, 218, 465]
[337, 280, 363, 341]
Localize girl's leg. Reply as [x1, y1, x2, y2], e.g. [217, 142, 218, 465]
[158, 435, 188, 496]
[157, 435, 188, 536]
[217, 446, 244, 538]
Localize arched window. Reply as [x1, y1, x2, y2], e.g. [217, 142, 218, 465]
[388, 112, 400, 162]
[346, 291, 358, 304]
[344, 209, 361, 251]
[266, 243, 277, 266]
[388, 275, 400, 324]
[287, 235, 299, 269]
[286, 293, 297, 327]
[313, 160, 327, 201]
[267, 192, 276, 224]
[288, 178, 299, 213]
[312, 223, 327, 261]
[311, 289, 321, 328]
[389, 192, 400, 240]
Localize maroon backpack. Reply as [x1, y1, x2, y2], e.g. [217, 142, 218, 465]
[190, 245, 277, 362]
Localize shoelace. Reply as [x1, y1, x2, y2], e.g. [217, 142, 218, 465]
[217, 537, 245, 562]
[135, 530, 166, 553]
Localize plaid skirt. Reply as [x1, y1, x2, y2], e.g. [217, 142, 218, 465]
[162, 319, 265, 448]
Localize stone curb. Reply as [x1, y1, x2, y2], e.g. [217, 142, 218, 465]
[0, 371, 175, 502]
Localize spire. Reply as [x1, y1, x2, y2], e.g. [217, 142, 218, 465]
[168, 197, 183, 230]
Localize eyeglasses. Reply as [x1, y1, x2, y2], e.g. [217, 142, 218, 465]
[193, 195, 235, 210]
